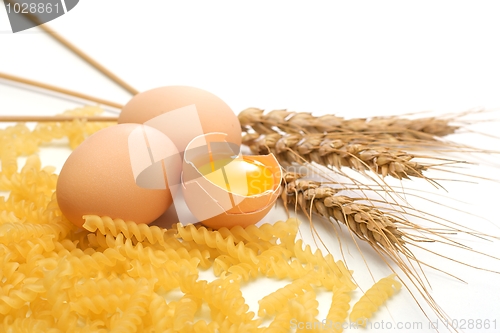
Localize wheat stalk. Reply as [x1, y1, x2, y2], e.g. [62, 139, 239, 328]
[281, 172, 407, 252]
[279, 170, 448, 324]
[281, 171, 500, 330]
[243, 132, 451, 180]
[239, 109, 499, 160]
[239, 108, 459, 140]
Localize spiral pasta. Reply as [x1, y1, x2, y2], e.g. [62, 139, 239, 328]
[217, 218, 299, 244]
[283, 238, 355, 291]
[0, 146, 18, 179]
[326, 286, 352, 333]
[258, 275, 315, 317]
[129, 260, 183, 292]
[83, 215, 170, 245]
[171, 294, 202, 331]
[349, 274, 402, 327]
[226, 262, 259, 282]
[30, 106, 114, 149]
[0, 218, 71, 244]
[147, 294, 171, 332]
[288, 291, 321, 333]
[176, 224, 259, 264]
[0, 113, 409, 332]
[265, 257, 314, 280]
[262, 306, 293, 333]
[108, 279, 152, 333]
[0, 155, 57, 210]
[0, 196, 47, 225]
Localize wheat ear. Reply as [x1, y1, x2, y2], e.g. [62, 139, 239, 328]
[243, 132, 458, 180]
[239, 108, 459, 139]
[281, 172, 408, 252]
[279, 171, 449, 325]
[281, 171, 500, 331]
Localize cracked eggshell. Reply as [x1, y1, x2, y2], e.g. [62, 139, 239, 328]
[181, 133, 282, 229]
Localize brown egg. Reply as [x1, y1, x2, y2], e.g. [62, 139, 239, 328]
[56, 123, 181, 227]
[118, 86, 242, 151]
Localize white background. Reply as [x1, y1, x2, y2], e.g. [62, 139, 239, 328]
[1, 1, 499, 332]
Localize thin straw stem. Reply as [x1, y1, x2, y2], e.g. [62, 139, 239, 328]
[0, 72, 124, 109]
[4, 0, 138, 95]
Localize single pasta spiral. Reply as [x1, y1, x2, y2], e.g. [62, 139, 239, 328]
[172, 294, 201, 330]
[349, 274, 402, 327]
[176, 224, 259, 264]
[326, 286, 352, 333]
[258, 275, 315, 317]
[83, 215, 169, 246]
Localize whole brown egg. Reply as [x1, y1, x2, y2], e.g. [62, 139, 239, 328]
[117, 86, 242, 151]
[56, 123, 181, 227]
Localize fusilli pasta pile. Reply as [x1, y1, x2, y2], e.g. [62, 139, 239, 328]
[0, 106, 401, 332]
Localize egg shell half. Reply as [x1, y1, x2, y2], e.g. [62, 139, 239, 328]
[56, 123, 181, 227]
[182, 133, 282, 229]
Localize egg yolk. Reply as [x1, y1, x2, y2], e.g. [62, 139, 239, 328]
[197, 157, 274, 196]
